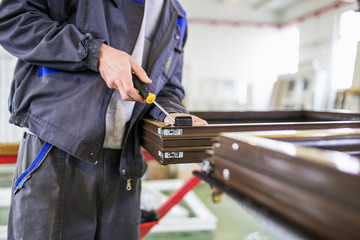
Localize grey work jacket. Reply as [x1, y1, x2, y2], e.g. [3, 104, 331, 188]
[0, 0, 188, 180]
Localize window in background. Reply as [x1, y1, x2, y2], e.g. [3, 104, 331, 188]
[277, 27, 299, 75]
[332, 10, 360, 90]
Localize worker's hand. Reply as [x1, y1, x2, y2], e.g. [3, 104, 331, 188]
[98, 44, 152, 102]
[164, 113, 208, 126]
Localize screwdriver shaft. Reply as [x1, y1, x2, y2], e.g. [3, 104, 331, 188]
[152, 100, 175, 123]
[132, 73, 175, 123]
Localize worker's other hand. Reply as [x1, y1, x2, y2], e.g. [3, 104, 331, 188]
[164, 113, 208, 126]
[98, 44, 152, 102]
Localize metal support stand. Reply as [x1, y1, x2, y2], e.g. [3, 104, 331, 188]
[140, 151, 204, 239]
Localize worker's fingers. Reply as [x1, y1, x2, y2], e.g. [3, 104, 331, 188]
[164, 115, 176, 125]
[191, 115, 208, 126]
[98, 44, 145, 103]
[130, 57, 152, 85]
[115, 79, 136, 102]
[120, 66, 145, 103]
[116, 81, 129, 100]
[103, 75, 117, 90]
[164, 113, 208, 126]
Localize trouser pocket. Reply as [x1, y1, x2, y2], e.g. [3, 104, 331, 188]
[14, 141, 52, 194]
[13, 133, 53, 194]
[8, 133, 63, 240]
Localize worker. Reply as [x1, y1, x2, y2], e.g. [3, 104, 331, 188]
[0, 0, 207, 239]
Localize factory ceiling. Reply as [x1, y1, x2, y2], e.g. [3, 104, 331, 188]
[179, 0, 358, 26]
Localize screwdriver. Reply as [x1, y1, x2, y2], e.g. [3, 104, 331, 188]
[132, 73, 176, 123]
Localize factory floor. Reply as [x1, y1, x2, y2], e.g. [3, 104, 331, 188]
[143, 182, 275, 240]
[0, 164, 275, 240]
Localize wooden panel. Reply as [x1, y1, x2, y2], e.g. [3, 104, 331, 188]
[208, 157, 360, 240]
[214, 129, 360, 209]
[141, 110, 360, 164]
[202, 128, 360, 239]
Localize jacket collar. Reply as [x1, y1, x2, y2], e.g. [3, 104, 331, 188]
[112, 0, 121, 8]
[171, 0, 185, 18]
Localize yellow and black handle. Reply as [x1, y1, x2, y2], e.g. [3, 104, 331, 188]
[132, 73, 192, 126]
[132, 73, 156, 104]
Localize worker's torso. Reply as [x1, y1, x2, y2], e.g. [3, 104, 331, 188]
[8, 0, 187, 178]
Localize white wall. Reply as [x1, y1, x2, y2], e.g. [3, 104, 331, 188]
[178, 0, 303, 111]
[179, 0, 279, 24]
[180, 1, 359, 111]
[281, 0, 339, 22]
[295, 10, 337, 109]
[182, 23, 284, 111]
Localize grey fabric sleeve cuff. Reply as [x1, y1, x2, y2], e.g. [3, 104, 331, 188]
[83, 38, 104, 72]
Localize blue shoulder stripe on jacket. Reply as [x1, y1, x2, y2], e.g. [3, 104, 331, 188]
[176, 1, 187, 41]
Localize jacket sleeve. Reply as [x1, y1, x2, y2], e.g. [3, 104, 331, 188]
[0, 0, 103, 72]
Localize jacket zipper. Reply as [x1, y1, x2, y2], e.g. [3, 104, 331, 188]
[100, 1, 145, 150]
[100, 2, 146, 153]
[109, 3, 146, 190]
[113, 6, 177, 191]
[147, 11, 178, 76]
[124, 4, 146, 191]
[122, 11, 178, 189]
[126, 179, 132, 191]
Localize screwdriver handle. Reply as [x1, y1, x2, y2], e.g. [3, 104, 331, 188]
[132, 73, 156, 104]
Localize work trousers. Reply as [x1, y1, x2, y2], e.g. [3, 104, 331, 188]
[8, 132, 141, 240]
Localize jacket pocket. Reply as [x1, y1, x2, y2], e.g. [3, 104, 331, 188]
[162, 32, 184, 79]
[14, 141, 53, 194]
